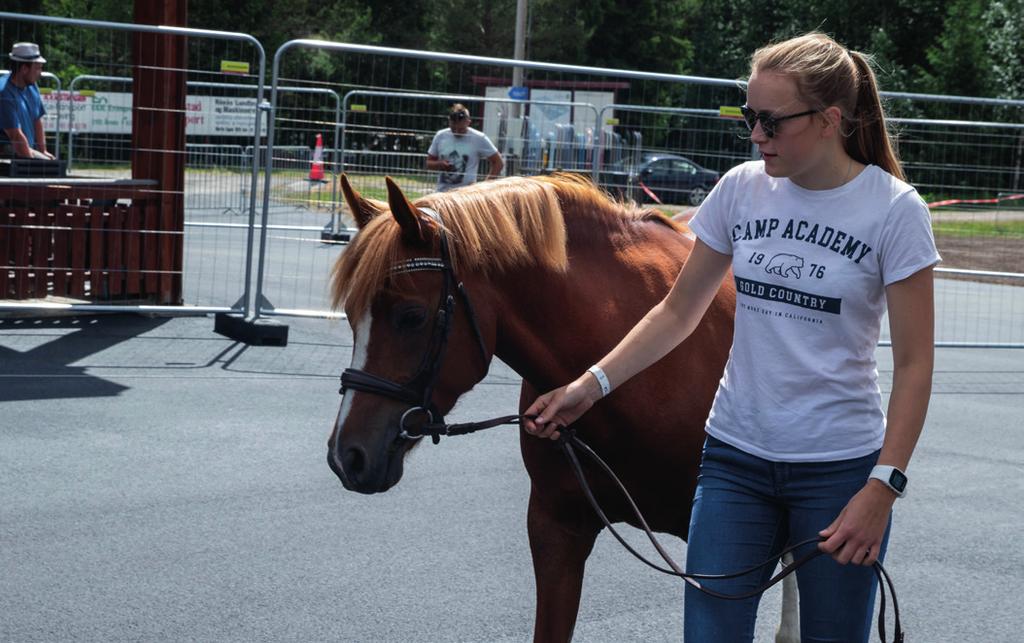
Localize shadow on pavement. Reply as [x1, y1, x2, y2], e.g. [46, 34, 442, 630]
[0, 315, 173, 403]
[0, 314, 355, 404]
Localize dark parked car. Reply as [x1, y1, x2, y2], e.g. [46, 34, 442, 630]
[635, 153, 719, 206]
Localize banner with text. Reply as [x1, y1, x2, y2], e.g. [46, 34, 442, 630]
[41, 91, 268, 137]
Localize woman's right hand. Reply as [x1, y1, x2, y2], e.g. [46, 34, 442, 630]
[522, 373, 604, 440]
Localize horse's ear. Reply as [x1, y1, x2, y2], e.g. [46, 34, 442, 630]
[340, 174, 386, 229]
[385, 176, 429, 245]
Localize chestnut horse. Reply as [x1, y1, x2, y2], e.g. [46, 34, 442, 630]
[327, 174, 798, 642]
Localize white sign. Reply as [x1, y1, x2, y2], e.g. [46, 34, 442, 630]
[40, 91, 267, 136]
[529, 89, 572, 138]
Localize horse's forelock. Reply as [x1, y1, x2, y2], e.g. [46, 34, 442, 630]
[330, 214, 402, 318]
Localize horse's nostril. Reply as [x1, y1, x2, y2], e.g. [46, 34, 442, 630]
[343, 446, 367, 476]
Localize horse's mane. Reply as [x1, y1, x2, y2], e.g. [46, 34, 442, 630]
[331, 173, 677, 318]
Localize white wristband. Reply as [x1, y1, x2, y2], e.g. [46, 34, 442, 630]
[587, 365, 612, 398]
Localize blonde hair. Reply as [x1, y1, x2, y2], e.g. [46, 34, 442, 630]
[751, 32, 905, 180]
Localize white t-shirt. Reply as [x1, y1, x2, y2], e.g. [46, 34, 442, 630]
[688, 161, 941, 462]
[427, 127, 499, 192]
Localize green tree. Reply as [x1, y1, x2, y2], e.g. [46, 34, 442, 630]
[33, 0, 133, 82]
[584, 0, 696, 75]
[983, 0, 1024, 98]
[365, 0, 431, 49]
[918, 0, 992, 97]
[425, 0, 516, 57]
[521, 0, 599, 66]
[6, 0, 1016, 104]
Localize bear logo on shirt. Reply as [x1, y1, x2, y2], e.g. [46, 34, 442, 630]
[765, 253, 804, 279]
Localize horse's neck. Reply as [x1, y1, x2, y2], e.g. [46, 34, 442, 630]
[491, 217, 688, 391]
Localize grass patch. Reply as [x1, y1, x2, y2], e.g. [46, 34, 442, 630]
[353, 174, 435, 201]
[274, 173, 436, 209]
[932, 219, 1024, 238]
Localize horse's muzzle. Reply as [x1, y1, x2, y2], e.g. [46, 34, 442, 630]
[327, 439, 407, 494]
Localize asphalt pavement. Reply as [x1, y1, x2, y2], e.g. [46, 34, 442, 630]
[2, 313, 1023, 642]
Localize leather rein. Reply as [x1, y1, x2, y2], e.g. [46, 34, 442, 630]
[336, 215, 904, 642]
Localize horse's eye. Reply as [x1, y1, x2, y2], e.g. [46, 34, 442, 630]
[393, 306, 428, 331]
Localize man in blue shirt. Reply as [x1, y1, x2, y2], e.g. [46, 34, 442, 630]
[1, 42, 54, 159]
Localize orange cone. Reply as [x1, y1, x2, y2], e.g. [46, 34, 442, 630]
[309, 133, 325, 181]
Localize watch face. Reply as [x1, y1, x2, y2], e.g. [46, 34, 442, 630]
[889, 469, 908, 492]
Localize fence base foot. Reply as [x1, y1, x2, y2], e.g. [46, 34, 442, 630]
[214, 313, 289, 346]
[321, 224, 351, 243]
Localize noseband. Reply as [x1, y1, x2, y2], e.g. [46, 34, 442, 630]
[339, 208, 489, 444]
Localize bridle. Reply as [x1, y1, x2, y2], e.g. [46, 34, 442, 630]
[338, 208, 490, 445]
[335, 209, 904, 642]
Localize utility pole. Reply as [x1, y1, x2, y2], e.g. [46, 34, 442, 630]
[511, 0, 527, 118]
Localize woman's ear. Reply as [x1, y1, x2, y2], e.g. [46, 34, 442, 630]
[820, 106, 844, 138]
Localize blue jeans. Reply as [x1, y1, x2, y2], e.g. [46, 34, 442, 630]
[683, 436, 890, 643]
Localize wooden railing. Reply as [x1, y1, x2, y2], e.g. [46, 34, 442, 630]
[0, 178, 180, 303]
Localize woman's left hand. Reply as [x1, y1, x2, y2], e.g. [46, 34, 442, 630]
[818, 482, 896, 566]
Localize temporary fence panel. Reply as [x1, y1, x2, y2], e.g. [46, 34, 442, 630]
[252, 39, 745, 320]
[338, 90, 599, 201]
[253, 40, 1024, 346]
[593, 103, 757, 206]
[246, 86, 341, 219]
[0, 12, 266, 317]
[2, 15, 1020, 346]
[183, 143, 248, 215]
[877, 92, 1024, 346]
[64, 75, 259, 215]
[246, 88, 602, 319]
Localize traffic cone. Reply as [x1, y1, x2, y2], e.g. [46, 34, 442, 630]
[309, 133, 325, 181]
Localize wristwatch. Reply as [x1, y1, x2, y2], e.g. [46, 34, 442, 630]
[869, 465, 908, 498]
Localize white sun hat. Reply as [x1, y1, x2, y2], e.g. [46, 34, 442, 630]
[9, 42, 46, 63]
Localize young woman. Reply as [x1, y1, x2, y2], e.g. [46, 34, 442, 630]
[524, 32, 939, 642]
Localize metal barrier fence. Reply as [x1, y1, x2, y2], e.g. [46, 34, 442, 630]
[40, 72, 64, 160]
[2, 13, 1021, 347]
[252, 40, 745, 320]
[63, 76, 331, 217]
[250, 39, 1024, 348]
[0, 11, 267, 318]
[875, 92, 1024, 347]
[594, 103, 759, 205]
[881, 91, 1024, 203]
[331, 90, 600, 230]
[63, 78, 249, 217]
[185, 144, 248, 215]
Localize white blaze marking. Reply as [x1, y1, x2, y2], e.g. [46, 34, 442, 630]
[335, 309, 372, 435]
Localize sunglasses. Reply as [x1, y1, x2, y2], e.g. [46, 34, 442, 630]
[740, 105, 816, 138]
[449, 111, 469, 121]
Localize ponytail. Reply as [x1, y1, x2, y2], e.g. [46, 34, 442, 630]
[751, 33, 906, 181]
[847, 52, 905, 181]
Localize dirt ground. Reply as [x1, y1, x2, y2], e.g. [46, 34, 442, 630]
[931, 208, 1024, 280]
[933, 233, 1023, 283]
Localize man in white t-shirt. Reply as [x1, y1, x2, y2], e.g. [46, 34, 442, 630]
[425, 103, 503, 192]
